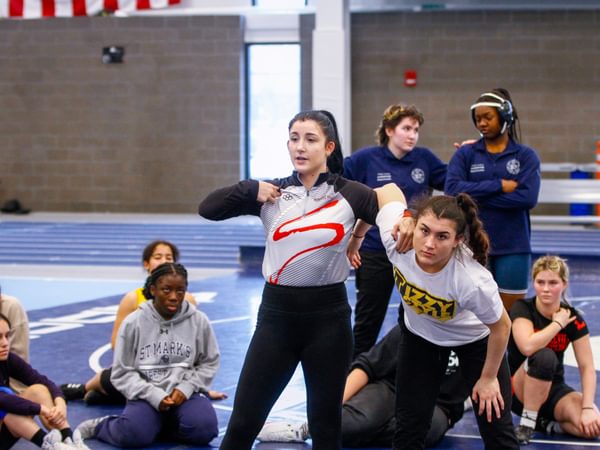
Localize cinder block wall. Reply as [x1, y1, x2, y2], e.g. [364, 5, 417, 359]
[0, 15, 243, 213]
[2, 10, 600, 213]
[349, 10, 600, 169]
[304, 10, 600, 165]
[301, 10, 600, 215]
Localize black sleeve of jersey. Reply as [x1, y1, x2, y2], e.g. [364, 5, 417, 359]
[509, 297, 533, 322]
[351, 325, 401, 382]
[198, 180, 262, 220]
[336, 177, 378, 225]
[565, 307, 589, 342]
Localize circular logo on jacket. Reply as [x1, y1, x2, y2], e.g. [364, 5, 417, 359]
[411, 168, 425, 184]
[506, 159, 520, 175]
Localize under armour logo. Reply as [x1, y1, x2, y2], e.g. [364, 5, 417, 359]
[160, 328, 169, 335]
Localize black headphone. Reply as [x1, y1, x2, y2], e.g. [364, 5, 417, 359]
[470, 92, 514, 134]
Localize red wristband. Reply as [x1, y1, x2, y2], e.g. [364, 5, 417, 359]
[402, 209, 412, 218]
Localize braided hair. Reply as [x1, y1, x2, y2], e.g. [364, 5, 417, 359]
[288, 109, 344, 174]
[471, 88, 521, 143]
[142, 263, 188, 300]
[415, 193, 490, 266]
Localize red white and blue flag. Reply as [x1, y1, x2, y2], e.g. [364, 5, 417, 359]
[0, 0, 180, 18]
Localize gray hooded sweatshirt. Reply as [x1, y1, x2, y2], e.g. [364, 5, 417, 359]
[111, 300, 220, 410]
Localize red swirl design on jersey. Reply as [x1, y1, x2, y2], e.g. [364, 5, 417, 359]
[268, 200, 344, 284]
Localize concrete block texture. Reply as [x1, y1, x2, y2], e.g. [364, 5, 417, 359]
[2, 10, 600, 213]
[0, 15, 243, 213]
[348, 10, 600, 167]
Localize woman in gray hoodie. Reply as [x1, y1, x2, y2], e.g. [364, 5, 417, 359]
[75, 263, 220, 448]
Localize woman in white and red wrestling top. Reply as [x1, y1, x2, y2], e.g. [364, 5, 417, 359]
[199, 110, 409, 450]
[508, 255, 600, 444]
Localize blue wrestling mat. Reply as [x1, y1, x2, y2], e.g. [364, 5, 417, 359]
[10, 270, 600, 450]
[3, 218, 600, 449]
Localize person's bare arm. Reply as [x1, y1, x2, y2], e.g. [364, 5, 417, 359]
[342, 368, 369, 404]
[111, 292, 138, 349]
[184, 291, 197, 305]
[472, 309, 511, 422]
[375, 183, 407, 208]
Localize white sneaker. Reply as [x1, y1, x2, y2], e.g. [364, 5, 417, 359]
[464, 396, 473, 411]
[75, 415, 111, 440]
[63, 429, 91, 450]
[257, 421, 309, 443]
[41, 430, 73, 450]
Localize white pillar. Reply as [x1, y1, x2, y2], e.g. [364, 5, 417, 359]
[312, 0, 351, 155]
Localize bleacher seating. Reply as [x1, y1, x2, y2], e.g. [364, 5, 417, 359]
[533, 163, 600, 225]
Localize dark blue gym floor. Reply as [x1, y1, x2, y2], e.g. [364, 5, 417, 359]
[2, 215, 600, 449]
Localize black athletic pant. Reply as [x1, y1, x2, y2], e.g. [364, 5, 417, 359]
[219, 282, 352, 450]
[353, 250, 395, 357]
[393, 322, 519, 450]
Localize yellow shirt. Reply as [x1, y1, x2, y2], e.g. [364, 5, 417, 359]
[135, 287, 149, 307]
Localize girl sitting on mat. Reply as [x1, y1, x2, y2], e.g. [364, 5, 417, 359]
[61, 240, 225, 405]
[508, 255, 600, 444]
[75, 263, 220, 448]
[0, 312, 87, 450]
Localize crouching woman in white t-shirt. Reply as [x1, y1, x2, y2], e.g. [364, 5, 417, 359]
[349, 184, 519, 450]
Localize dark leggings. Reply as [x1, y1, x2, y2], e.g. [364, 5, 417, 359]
[219, 282, 352, 450]
[393, 323, 519, 450]
[353, 250, 395, 357]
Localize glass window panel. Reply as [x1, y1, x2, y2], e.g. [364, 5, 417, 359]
[247, 44, 300, 179]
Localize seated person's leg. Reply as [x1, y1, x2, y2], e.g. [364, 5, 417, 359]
[94, 400, 161, 448]
[547, 385, 598, 438]
[171, 392, 218, 445]
[84, 367, 126, 405]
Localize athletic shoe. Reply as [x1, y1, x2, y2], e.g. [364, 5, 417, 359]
[75, 416, 111, 440]
[463, 396, 473, 411]
[515, 424, 535, 445]
[536, 416, 562, 435]
[60, 383, 86, 401]
[64, 429, 91, 450]
[41, 430, 73, 450]
[257, 421, 309, 443]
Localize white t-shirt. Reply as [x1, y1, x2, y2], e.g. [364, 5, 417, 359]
[377, 201, 504, 347]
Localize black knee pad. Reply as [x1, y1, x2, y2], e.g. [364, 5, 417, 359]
[99, 367, 123, 398]
[526, 348, 558, 381]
